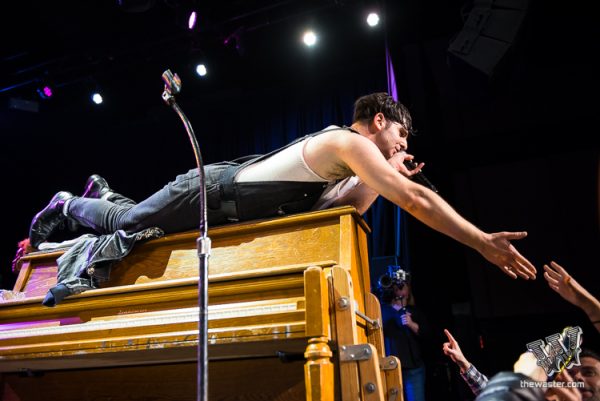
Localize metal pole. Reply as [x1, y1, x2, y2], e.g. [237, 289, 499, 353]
[161, 69, 210, 401]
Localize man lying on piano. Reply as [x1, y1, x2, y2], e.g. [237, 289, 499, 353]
[28, 92, 536, 283]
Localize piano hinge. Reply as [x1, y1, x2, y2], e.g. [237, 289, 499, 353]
[339, 344, 373, 362]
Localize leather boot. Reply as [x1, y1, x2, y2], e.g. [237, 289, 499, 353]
[81, 174, 136, 207]
[65, 175, 114, 232]
[29, 191, 74, 248]
[82, 174, 113, 199]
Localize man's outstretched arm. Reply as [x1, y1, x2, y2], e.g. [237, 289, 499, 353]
[332, 134, 537, 280]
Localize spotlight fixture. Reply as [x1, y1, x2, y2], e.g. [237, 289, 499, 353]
[37, 85, 53, 100]
[366, 12, 380, 27]
[91, 92, 103, 105]
[303, 31, 317, 47]
[195, 63, 207, 77]
[188, 11, 197, 30]
[174, 0, 199, 31]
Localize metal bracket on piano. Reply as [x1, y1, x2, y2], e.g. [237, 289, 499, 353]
[355, 309, 381, 330]
[336, 296, 381, 330]
[339, 344, 374, 362]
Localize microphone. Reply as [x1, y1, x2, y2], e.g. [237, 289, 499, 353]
[403, 159, 438, 193]
[162, 70, 181, 95]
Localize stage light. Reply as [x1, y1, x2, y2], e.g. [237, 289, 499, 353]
[37, 85, 53, 99]
[173, 1, 199, 31]
[195, 64, 207, 77]
[188, 11, 197, 30]
[91, 92, 103, 105]
[366, 12, 380, 27]
[303, 31, 317, 47]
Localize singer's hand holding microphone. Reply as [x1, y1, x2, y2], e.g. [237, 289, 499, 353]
[389, 151, 438, 193]
[388, 151, 424, 178]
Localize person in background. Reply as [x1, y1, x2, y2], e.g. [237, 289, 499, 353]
[442, 327, 595, 400]
[568, 349, 600, 401]
[476, 352, 582, 401]
[379, 267, 429, 401]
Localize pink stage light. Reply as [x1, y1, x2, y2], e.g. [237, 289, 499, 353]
[188, 11, 197, 30]
[37, 85, 53, 99]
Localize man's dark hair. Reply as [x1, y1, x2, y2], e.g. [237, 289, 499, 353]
[581, 348, 600, 361]
[352, 92, 413, 131]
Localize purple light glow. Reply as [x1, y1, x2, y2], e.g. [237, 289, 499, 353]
[0, 317, 82, 332]
[43, 86, 53, 97]
[188, 11, 197, 30]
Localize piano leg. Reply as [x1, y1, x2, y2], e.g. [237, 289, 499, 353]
[304, 336, 334, 401]
[304, 266, 334, 401]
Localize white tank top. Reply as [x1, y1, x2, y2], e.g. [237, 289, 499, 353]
[236, 126, 361, 210]
[236, 137, 327, 183]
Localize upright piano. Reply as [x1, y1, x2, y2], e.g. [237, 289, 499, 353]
[0, 206, 403, 401]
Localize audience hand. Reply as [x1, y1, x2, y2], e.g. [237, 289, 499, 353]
[543, 261, 600, 331]
[544, 261, 591, 308]
[514, 351, 547, 382]
[442, 329, 471, 372]
[546, 370, 582, 401]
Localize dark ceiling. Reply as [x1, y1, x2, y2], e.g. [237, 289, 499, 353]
[1, 0, 465, 107]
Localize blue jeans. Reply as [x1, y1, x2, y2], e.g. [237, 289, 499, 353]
[403, 366, 426, 401]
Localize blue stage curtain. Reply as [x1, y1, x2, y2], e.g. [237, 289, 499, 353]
[362, 42, 411, 267]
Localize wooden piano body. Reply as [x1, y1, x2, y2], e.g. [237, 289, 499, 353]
[0, 206, 403, 401]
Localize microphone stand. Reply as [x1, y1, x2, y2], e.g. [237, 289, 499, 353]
[161, 69, 211, 401]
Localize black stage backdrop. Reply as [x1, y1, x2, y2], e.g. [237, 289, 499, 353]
[1, 1, 598, 399]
